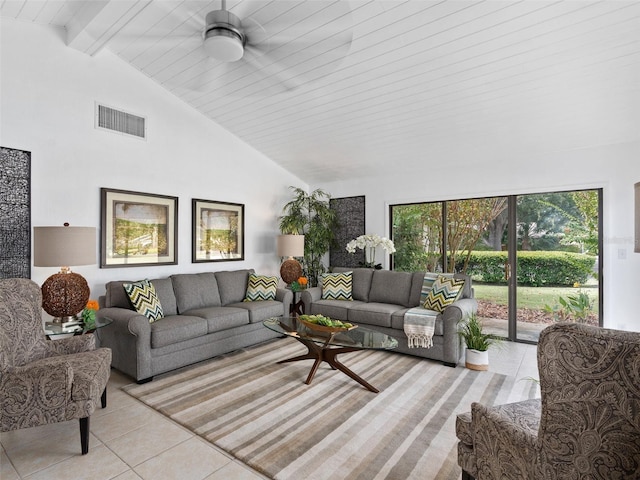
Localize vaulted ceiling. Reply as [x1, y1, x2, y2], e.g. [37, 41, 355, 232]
[3, 0, 640, 184]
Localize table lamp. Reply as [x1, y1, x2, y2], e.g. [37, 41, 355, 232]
[33, 224, 96, 323]
[277, 234, 304, 284]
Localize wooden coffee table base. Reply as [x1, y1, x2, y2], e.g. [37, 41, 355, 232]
[278, 334, 379, 393]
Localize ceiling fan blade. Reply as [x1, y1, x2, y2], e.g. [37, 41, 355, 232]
[241, 1, 353, 86]
[242, 45, 299, 92]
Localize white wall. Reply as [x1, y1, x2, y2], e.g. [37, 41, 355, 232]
[315, 142, 640, 332]
[1, 19, 306, 304]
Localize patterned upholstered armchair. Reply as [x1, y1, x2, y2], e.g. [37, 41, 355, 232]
[456, 322, 640, 479]
[0, 278, 112, 454]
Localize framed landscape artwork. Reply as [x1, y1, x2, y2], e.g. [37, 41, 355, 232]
[192, 199, 244, 263]
[101, 188, 178, 268]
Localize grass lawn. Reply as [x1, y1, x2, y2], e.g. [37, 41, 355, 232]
[473, 283, 599, 310]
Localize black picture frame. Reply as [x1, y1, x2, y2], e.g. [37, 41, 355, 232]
[192, 198, 244, 263]
[100, 188, 178, 268]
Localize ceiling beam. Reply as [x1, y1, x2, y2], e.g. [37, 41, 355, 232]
[66, 0, 152, 56]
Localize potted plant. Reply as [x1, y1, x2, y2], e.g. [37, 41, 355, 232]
[458, 314, 500, 371]
[279, 187, 338, 287]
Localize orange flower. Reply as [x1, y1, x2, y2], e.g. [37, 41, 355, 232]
[298, 277, 308, 286]
[86, 299, 99, 311]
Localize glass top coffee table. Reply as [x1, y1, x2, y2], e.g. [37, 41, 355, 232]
[264, 317, 398, 393]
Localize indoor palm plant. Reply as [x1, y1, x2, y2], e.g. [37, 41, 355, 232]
[458, 314, 500, 370]
[279, 187, 338, 287]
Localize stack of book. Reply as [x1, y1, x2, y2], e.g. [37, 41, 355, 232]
[44, 319, 84, 335]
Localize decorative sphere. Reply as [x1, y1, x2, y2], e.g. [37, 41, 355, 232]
[280, 259, 303, 284]
[41, 272, 89, 318]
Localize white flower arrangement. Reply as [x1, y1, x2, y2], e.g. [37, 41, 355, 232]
[346, 234, 396, 268]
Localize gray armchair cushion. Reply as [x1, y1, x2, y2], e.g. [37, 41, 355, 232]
[171, 273, 221, 312]
[215, 269, 253, 305]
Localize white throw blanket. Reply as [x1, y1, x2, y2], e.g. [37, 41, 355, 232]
[404, 307, 438, 348]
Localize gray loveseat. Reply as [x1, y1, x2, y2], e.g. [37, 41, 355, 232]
[301, 267, 477, 366]
[96, 269, 292, 383]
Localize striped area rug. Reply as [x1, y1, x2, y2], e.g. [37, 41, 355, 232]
[124, 338, 539, 480]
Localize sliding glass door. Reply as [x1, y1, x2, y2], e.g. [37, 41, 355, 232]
[390, 188, 602, 343]
[514, 190, 600, 341]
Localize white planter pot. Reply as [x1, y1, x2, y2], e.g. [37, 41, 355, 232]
[465, 348, 489, 371]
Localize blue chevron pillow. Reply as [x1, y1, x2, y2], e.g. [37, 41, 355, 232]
[123, 279, 164, 322]
[244, 274, 278, 301]
[321, 271, 353, 301]
[423, 275, 464, 313]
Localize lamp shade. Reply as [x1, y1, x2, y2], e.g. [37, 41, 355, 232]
[277, 234, 305, 258]
[34, 226, 96, 267]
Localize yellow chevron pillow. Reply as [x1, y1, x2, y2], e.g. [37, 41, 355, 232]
[123, 279, 164, 322]
[423, 275, 465, 312]
[321, 271, 353, 301]
[244, 274, 278, 302]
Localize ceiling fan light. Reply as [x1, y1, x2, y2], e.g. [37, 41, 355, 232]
[204, 29, 244, 62]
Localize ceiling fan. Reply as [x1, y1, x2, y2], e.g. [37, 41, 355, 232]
[147, 0, 354, 94]
[202, 1, 250, 63]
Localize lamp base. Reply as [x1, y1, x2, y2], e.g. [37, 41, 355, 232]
[280, 259, 303, 284]
[41, 272, 90, 319]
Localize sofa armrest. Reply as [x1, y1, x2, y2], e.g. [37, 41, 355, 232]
[48, 334, 96, 355]
[440, 297, 478, 365]
[276, 288, 293, 315]
[301, 287, 322, 314]
[96, 307, 152, 381]
[471, 400, 540, 479]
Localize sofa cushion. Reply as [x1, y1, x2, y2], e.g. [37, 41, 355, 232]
[310, 299, 365, 321]
[424, 276, 465, 312]
[348, 302, 406, 328]
[368, 270, 413, 306]
[171, 273, 221, 313]
[123, 279, 164, 322]
[184, 306, 249, 333]
[149, 278, 178, 316]
[215, 269, 253, 305]
[456, 273, 472, 299]
[321, 271, 353, 300]
[408, 271, 428, 307]
[104, 281, 133, 309]
[332, 267, 373, 302]
[244, 273, 278, 302]
[150, 315, 208, 348]
[228, 300, 285, 323]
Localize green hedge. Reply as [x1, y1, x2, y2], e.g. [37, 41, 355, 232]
[455, 251, 595, 287]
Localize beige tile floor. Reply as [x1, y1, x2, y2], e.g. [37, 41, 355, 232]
[1, 342, 537, 480]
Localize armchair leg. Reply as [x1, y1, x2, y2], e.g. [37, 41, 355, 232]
[79, 417, 89, 455]
[101, 388, 107, 408]
[462, 470, 475, 480]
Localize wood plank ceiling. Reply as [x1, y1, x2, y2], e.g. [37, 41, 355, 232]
[3, 0, 640, 184]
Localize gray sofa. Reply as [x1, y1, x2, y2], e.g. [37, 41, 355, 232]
[301, 267, 477, 366]
[96, 269, 292, 383]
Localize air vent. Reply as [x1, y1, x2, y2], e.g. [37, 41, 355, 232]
[95, 103, 146, 139]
